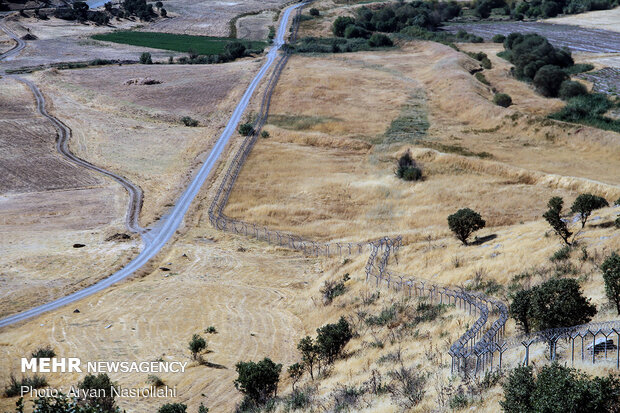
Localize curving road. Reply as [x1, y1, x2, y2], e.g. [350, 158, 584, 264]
[0, 1, 307, 328]
[0, 16, 25, 61]
[15, 76, 147, 234]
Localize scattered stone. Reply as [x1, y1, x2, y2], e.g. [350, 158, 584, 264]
[73, 243, 86, 248]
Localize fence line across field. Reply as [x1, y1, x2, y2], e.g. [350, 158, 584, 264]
[205, 0, 619, 378]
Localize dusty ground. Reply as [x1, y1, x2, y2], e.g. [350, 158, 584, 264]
[34, 59, 263, 227]
[545, 6, 620, 33]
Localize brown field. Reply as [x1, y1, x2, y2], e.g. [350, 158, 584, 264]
[33, 59, 262, 226]
[545, 6, 620, 33]
[236, 10, 277, 41]
[147, 0, 290, 37]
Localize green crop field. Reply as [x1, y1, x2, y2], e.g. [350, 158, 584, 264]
[92, 31, 267, 55]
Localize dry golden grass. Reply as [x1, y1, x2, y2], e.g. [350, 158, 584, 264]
[545, 6, 620, 33]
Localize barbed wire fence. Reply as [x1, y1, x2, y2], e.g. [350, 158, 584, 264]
[206, 0, 619, 379]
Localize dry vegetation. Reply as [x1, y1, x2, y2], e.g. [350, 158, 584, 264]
[1, 1, 619, 412]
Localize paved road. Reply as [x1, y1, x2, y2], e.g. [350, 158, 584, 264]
[0, 1, 306, 328]
[0, 17, 25, 60]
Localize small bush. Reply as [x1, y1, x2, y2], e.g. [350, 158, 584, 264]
[238, 123, 254, 136]
[205, 326, 217, 334]
[320, 274, 349, 304]
[158, 403, 187, 413]
[449, 392, 469, 409]
[234, 358, 282, 405]
[368, 33, 393, 47]
[31, 346, 56, 359]
[260, 130, 270, 138]
[309, 8, 319, 16]
[533, 64, 567, 97]
[366, 305, 397, 326]
[139, 51, 153, 64]
[492, 34, 506, 43]
[148, 375, 165, 387]
[493, 93, 512, 107]
[4, 374, 48, 397]
[395, 151, 423, 181]
[181, 116, 199, 127]
[550, 245, 571, 262]
[559, 80, 587, 100]
[189, 334, 207, 360]
[475, 72, 490, 86]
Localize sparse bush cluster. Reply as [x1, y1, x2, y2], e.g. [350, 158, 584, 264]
[493, 92, 512, 107]
[508, 0, 618, 20]
[466, 51, 492, 69]
[320, 273, 350, 304]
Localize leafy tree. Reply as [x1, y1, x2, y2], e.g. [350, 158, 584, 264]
[570, 193, 609, 228]
[155, 1, 162, 9]
[78, 373, 117, 412]
[502, 364, 620, 413]
[493, 93, 512, 107]
[234, 358, 282, 404]
[158, 403, 187, 413]
[288, 363, 304, 391]
[160, 8, 167, 17]
[543, 196, 573, 246]
[500, 365, 535, 413]
[509, 288, 532, 334]
[474, 0, 493, 18]
[297, 336, 317, 379]
[447, 208, 486, 245]
[188, 334, 206, 360]
[533, 64, 567, 97]
[492, 34, 506, 43]
[225, 41, 246, 59]
[601, 252, 620, 315]
[528, 278, 596, 331]
[139, 52, 153, 64]
[315, 317, 352, 364]
[332, 16, 355, 37]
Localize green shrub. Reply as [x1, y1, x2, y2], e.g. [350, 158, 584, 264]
[550, 93, 620, 133]
[502, 33, 573, 81]
[31, 346, 56, 359]
[449, 392, 470, 409]
[492, 34, 506, 43]
[366, 305, 397, 326]
[501, 364, 620, 413]
[616, 216, 620, 229]
[238, 123, 255, 136]
[447, 208, 486, 245]
[234, 358, 282, 405]
[316, 317, 352, 363]
[533, 64, 567, 97]
[559, 80, 588, 100]
[602, 252, 620, 314]
[260, 130, 270, 138]
[614, 197, 620, 206]
[332, 16, 355, 37]
[4, 374, 48, 397]
[189, 334, 207, 360]
[344, 24, 371, 39]
[550, 245, 571, 262]
[320, 274, 349, 304]
[78, 373, 118, 411]
[309, 8, 319, 16]
[475, 72, 490, 85]
[395, 151, 423, 181]
[158, 403, 187, 413]
[181, 116, 199, 127]
[148, 375, 165, 387]
[368, 33, 393, 47]
[139, 52, 152, 64]
[493, 93, 512, 107]
[205, 326, 217, 334]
